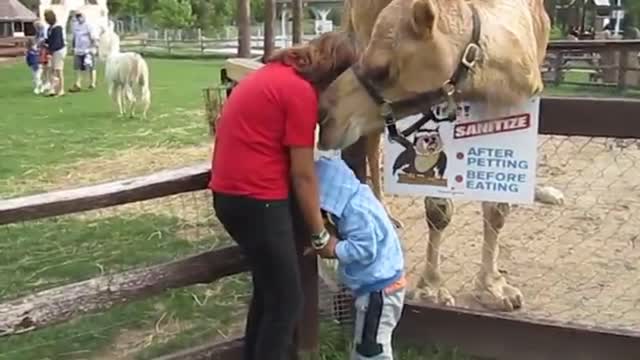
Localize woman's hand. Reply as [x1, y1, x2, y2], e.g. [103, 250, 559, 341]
[317, 236, 338, 258]
[303, 235, 338, 259]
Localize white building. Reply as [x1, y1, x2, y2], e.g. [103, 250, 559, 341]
[38, 0, 109, 34]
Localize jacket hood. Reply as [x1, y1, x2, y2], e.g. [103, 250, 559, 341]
[315, 157, 361, 218]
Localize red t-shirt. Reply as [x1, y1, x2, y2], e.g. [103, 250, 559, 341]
[209, 62, 318, 200]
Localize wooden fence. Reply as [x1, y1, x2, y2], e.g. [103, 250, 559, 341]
[4, 97, 640, 359]
[544, 40, 640, 91]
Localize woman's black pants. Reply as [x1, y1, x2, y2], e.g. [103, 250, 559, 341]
[213, 192, 303, 360]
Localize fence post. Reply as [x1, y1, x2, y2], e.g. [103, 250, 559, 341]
[164, 29, 171, 55]
[617, 47, 628, 91]
[198, 28, 204, 55]
[553, 50, 564, 87]
[292, 202, 319, 359]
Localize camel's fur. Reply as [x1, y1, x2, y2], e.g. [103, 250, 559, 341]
[320, 0, 563, 311]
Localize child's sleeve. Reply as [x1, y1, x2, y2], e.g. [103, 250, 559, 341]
[334, 202, 377, 265]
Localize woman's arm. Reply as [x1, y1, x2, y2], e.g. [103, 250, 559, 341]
[290, 147, 326, 235]
[284, 80, 325, 237]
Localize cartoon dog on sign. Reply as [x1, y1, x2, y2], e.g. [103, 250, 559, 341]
[392, 116, 448, 186]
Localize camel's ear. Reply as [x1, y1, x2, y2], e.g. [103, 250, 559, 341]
[410, 0, 437, 37]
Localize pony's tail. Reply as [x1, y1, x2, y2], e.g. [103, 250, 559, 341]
[134, 54, 151, 113]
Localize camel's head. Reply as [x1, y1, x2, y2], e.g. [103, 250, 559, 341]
[318, 0, 461, 150]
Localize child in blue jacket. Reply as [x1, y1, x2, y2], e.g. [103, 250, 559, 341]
[313, 156, 405, 360]
[25, 38, 42, 94]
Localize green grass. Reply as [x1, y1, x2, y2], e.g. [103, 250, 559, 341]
[545, 69, 640, 98]
[0, 56, 249, 359]
[0, 57, 224, 195]
[0, 211, 246, 360]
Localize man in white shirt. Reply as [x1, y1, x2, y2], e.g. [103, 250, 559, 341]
[69, 12, 98, 92]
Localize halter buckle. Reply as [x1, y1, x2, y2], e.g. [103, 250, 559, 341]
[380, 101, 395, 125]
[442, 81, 456, 97]
[461, 43, 481, 70]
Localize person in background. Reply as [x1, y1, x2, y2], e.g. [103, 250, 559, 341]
[25, 38, 42, 94]
[209, 31, 356, 360]
[43, 9, 66, 97]
[312, 157, 406, 360]
[33, 20, 50, 93]
[69, 12, 98, 92]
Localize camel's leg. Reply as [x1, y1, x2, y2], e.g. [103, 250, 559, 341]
[366, 132, 403, 229]
[408, 196, 455, 306]
[473, 202, 523, 311]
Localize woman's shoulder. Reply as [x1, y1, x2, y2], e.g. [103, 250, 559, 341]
[266, 63, 315, 92]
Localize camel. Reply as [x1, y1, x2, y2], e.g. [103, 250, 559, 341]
[318, 0, 564, 311]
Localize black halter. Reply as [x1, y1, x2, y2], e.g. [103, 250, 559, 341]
[352, 4, 482, 143]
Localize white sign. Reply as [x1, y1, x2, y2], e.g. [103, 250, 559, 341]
[384, 97, 540, 204]
[315, 20, 334, 34]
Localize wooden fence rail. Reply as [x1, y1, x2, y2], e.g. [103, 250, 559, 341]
[0, 161, 317, 359]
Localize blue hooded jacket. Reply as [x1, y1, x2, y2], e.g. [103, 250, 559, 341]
[315, 157, 404, 296]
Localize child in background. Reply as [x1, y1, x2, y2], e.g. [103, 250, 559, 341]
[312, 157, 406, 360]
[25, 38, 42, 94]
[34, 20, 51, 94]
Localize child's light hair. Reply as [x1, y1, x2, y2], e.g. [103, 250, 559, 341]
[26, 37, 36, 49]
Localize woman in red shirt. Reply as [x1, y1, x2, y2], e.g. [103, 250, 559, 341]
[210, 32, 356, 360]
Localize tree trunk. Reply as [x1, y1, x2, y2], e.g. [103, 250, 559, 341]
[292, 0, 303, 44]
[237, 0, 251, 58]
[263, 0, 276, 58]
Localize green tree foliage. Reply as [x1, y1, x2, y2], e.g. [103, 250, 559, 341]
[104, 0, 267, 31]
[19, 0, 39, 11]
[109, 0, 143, 16]
[191, 0, 233, 30]
[624, 0, 640, 27]
[151, 0, 194, 28]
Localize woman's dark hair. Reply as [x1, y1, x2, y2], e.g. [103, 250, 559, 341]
[266, 31, 357, 90]
[44, 9, 56, 25]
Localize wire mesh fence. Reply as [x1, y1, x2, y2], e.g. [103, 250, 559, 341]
[389, 134, 640, 331]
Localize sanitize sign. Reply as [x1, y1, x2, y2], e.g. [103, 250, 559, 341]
[384, 97, 540, 204]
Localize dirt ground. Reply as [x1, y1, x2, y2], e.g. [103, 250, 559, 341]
[393, 135, 640, 331]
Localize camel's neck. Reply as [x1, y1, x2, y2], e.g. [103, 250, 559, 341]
[433, 0, 496, 101]
[433, 0, 475, 54]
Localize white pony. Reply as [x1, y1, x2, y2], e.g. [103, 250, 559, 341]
[98, 23, 151, 118]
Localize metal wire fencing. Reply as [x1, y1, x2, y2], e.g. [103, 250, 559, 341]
[388, 134, 640, 331]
